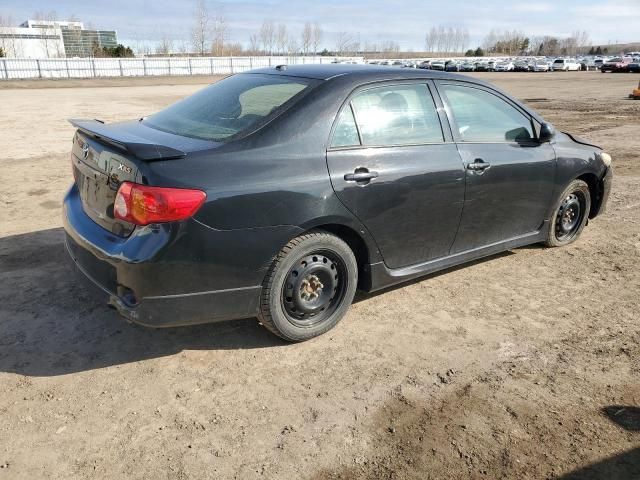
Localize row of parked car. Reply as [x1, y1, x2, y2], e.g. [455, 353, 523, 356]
[366, 55, 640, 73]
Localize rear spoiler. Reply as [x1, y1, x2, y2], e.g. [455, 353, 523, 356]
[68, 119, 186, 160]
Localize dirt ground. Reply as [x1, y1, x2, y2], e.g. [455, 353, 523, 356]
[0, 72, 638, 479]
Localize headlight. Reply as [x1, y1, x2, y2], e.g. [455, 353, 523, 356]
[600, 152, 612, 167]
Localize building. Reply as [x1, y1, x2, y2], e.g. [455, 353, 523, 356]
[0, 26, 65, 58]
[0, 19, 118, 58]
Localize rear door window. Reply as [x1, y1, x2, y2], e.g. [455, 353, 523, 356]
[349, 84, 444, 147]
[331, 106, 360, 148]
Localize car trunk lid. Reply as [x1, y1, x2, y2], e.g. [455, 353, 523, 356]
[69, 119, 218, 237]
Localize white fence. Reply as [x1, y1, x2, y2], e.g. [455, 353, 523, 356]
[0, 56, 363, 80]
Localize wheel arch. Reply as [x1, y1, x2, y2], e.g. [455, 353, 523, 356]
[576, 172, 601, 218]
[300, 222, 377, 291]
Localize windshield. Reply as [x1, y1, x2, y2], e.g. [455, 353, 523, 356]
[144, 74, 318, 141]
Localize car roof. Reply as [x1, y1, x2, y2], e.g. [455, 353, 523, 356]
[245, 63, 468, 81]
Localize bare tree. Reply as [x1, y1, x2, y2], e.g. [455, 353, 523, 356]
[461, 28, 470, 54]
[211, 14, 227, 55]
[301, 22, 312, 55]
[529, 35, 544, 55]
[249, 33, 260, 55]
[445, 27, 455, 53]
[539, 36, 560, 56]
[287, 37, 299, 56]
[363, 41, 378, 53]
[136, 41, 152, 56]
[191, 0, 209, 55]
[572, 30, 590, 55]
[381, 40, 400, 53]
[486, 30, 530, 55]
[311, 22, 322, 55]
[482, 29, 498, 53]
[259, 20, 275, 55]
[156, 35, 174, 55]
[335, 31, 358, 55]
[0, 14, 16, 57]
[178, 40, 189, 54]
[424, 27, 436, 53]
[226, 42, 244, 55]
[276, 24, 287, 55]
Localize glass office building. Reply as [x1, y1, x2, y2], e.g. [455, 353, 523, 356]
[60, 28, 118, 57]
[5, 20, 120, 58]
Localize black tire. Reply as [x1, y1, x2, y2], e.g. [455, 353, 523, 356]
[545, 180, 591, 247]
[258, 230, 358, 341]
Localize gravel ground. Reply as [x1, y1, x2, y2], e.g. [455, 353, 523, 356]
[0, 72, 638, 479]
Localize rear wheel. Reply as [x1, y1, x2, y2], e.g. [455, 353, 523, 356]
[258, 231, 358, 341]
[545, 180, 591, 247]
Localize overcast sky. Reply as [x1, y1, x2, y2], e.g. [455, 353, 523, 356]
[1, 0, 638, 50]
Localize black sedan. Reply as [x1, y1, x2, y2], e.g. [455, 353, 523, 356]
[64, 65, 612, 341]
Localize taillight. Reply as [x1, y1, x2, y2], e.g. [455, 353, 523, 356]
[114, 182, 206, 226]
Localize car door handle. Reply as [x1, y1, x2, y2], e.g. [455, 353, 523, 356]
[466, 159, 491, 171]
[344, 170, 379, 183]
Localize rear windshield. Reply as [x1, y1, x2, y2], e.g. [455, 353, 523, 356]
[144, 74, 318, 141]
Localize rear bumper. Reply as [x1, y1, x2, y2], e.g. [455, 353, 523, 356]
[65, 237, 260, 327]
[65, 234, 261, 327]
[62, 184, 297, 327]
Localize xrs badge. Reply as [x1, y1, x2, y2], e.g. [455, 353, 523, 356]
[118, 163, 133, 174]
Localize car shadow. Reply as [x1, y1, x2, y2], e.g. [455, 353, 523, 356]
[0, 227, 525, 377]
[0, 228, 286, 377]
[557, 405, 640, 479]
[557, 448, 640, 480]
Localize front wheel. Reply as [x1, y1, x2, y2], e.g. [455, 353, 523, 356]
[545, 180, 591, 247]
[258, 231, 358, 341]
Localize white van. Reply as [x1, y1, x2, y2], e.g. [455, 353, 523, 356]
[552, 58, 581, 71]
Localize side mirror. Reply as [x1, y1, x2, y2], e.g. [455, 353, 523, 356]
[539, 122, 556, 143]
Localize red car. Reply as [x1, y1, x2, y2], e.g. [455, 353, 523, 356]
[601, 57, 633, 72]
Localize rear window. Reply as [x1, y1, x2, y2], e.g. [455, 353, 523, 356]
[144, 74, 318, 141]
[553, 59, 564, 64]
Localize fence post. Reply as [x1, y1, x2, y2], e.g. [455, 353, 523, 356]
[36, 59, 42, 78]
[118, 59, 123, 77]
[2, 59, 7, 80]
[188, 57, 192, 75]
[249, 57, 253, 69]
[65, 58, 70, 78]
[143, 58, 147, 76]
[210, 57, 214, 75]
[229, 56, 234, 74]
[91, 58, 96, 77]
[168, 58, 171, 76]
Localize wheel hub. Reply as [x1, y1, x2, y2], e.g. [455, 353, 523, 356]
[282, 252, 344, 325]
[300, 274, 324, 301]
